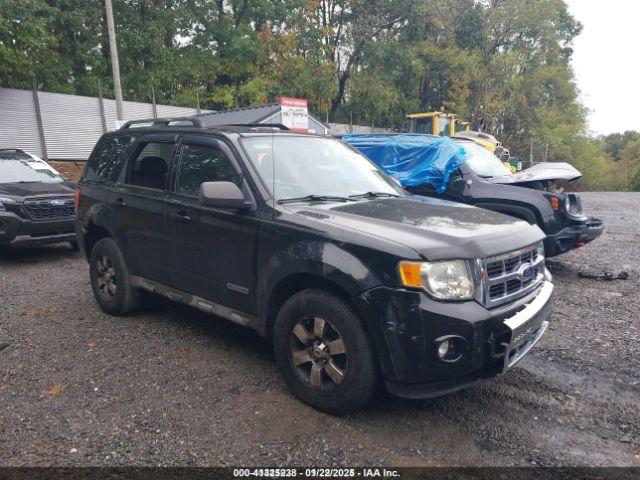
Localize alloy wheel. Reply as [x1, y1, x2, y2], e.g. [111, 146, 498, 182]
[289, 316, 348, 391]
[95, 254, 117, 298]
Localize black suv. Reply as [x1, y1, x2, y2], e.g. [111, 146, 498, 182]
[0, 149, 76, 248]
[75, 116, 554, 413]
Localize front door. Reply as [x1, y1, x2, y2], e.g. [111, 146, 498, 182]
[165, 135, 259, 314]
[112, 133, 178, 284]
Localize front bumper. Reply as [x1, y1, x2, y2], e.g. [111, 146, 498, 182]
[0, 211, 76, 247]
[353, 276, 554, 399]
[544, 217, 603, 257]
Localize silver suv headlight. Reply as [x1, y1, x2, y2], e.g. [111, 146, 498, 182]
[399, 260, 475, 300]
[0, 197, 15, 211]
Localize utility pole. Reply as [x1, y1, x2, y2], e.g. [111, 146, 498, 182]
[105, 0, 124, 122]
[151, 84, 157, 118]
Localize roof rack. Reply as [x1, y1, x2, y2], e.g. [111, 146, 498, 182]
[118, 116, 291, 131]
[0, 148, 28, 153]
[118, 117, 199, 129]
[226, 123, 289, 130]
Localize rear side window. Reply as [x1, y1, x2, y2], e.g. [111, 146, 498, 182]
[84, 135, 137, 183]
[177, 143, 238, 197]
[126, 142, 175, 190]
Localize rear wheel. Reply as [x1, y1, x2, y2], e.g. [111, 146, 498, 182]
[89, 238, 139, 315]
[273, 289, 378, 414]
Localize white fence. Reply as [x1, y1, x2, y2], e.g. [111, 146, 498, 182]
[0, 88, 208, 160]
[329, 123, 392, 135]
[0, 87, 394, 160]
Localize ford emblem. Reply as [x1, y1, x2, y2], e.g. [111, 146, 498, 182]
[50, 199, 66, 207]
[518, 265, 535, 281]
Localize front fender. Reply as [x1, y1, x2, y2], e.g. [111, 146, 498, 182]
[257, 240, 384, 320]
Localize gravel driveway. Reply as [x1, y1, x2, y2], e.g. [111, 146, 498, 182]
[0, 192, 638, 467]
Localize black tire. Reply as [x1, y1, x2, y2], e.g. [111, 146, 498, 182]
[273, 289, 378, 414]
[89, 238, 140, 315]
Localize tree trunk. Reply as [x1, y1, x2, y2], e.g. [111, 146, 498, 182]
[328, 51, 360, 122]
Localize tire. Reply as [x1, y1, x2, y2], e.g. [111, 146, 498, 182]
[89, 238, 140, 315]
[273, 289, 378, 414]
[69, 240, 79, 251]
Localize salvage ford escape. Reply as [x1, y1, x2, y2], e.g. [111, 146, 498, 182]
[0, 149, 76, 248]
[75, 116, 554, 413]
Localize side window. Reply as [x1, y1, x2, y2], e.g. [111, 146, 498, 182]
[177, 143, 238, 197]
[126, 142, 174, 190]
[84, 135, 136, 182]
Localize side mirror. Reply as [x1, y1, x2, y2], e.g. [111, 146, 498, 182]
[198, 181, 247, 209]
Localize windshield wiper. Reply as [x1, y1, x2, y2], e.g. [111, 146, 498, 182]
[348, 191, 400, 199]
[278, 194, 357, 204]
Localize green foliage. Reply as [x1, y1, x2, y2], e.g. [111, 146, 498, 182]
[601, 131, 640, 162]
[0, 0, 633, 190]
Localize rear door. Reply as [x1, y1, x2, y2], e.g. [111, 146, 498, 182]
[112, 132, 178, 283]
[165, 134, 259, 314]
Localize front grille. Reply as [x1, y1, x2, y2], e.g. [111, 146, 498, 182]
[24, 198, 75, 221]
[481, 243, 544, 308]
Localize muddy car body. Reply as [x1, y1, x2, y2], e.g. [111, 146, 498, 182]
[342, 135, 603, 257]
[75, 118, 554, 413]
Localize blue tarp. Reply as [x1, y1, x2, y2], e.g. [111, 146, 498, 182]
[342, 134, 466, 194]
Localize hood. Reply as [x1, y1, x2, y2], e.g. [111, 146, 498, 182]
[488, 162, 581, 185]
[0, 181, 75, 200]
[285, 196, 545, 260]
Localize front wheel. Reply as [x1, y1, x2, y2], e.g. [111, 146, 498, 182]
[273, 289, 378, 414]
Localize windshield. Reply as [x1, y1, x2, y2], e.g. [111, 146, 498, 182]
[0, 153, 64, 184]
[241, 136, 404, 201]
[458, 141, 513, 177]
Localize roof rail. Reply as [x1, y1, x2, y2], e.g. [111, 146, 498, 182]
[118, 117, 199, 130]
[0, 148, 28, 153]
[118, 117, 291, 131]
[226, 123, 290, 130]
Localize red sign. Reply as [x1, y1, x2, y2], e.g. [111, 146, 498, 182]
[279, 97, 308, 108]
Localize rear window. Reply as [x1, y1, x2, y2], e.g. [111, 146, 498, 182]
[83, 134, 137, 183]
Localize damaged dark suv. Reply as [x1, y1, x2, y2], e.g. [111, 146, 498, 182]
[343, 134, 603, 257]
[75, 117, 554, 413]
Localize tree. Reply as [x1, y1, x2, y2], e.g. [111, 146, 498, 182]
[617, 141, 640, 191]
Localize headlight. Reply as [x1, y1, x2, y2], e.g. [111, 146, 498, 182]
[399, 260, 475, 300]
[0, 197, 18, 211]
[537, 242, 545, 259]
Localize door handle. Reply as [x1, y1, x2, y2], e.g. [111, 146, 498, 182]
[115, 197, 126, 207]
[169, 211, 191, 222]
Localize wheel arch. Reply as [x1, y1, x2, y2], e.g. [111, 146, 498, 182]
[263, 273, 355, 342]
[82, 221, 114, 261]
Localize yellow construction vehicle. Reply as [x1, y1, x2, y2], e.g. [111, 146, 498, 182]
[406, 110, 514, 172]
[407, 110, 472, 137]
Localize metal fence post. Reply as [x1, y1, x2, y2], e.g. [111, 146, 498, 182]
[151, 85, 157, 118]
[32, 80, 49, 161]
[98, 80, 108, 133]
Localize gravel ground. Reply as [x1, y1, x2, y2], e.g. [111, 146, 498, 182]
[0, 192, 638, 467]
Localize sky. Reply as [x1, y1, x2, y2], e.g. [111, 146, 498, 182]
[565, 0, 640, 136]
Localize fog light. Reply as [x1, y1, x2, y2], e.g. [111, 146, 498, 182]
[437, 340, 450, 359]
[434, 335, 468, 363]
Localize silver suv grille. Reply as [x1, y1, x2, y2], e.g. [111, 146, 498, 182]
[479, 243, 545, 308]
